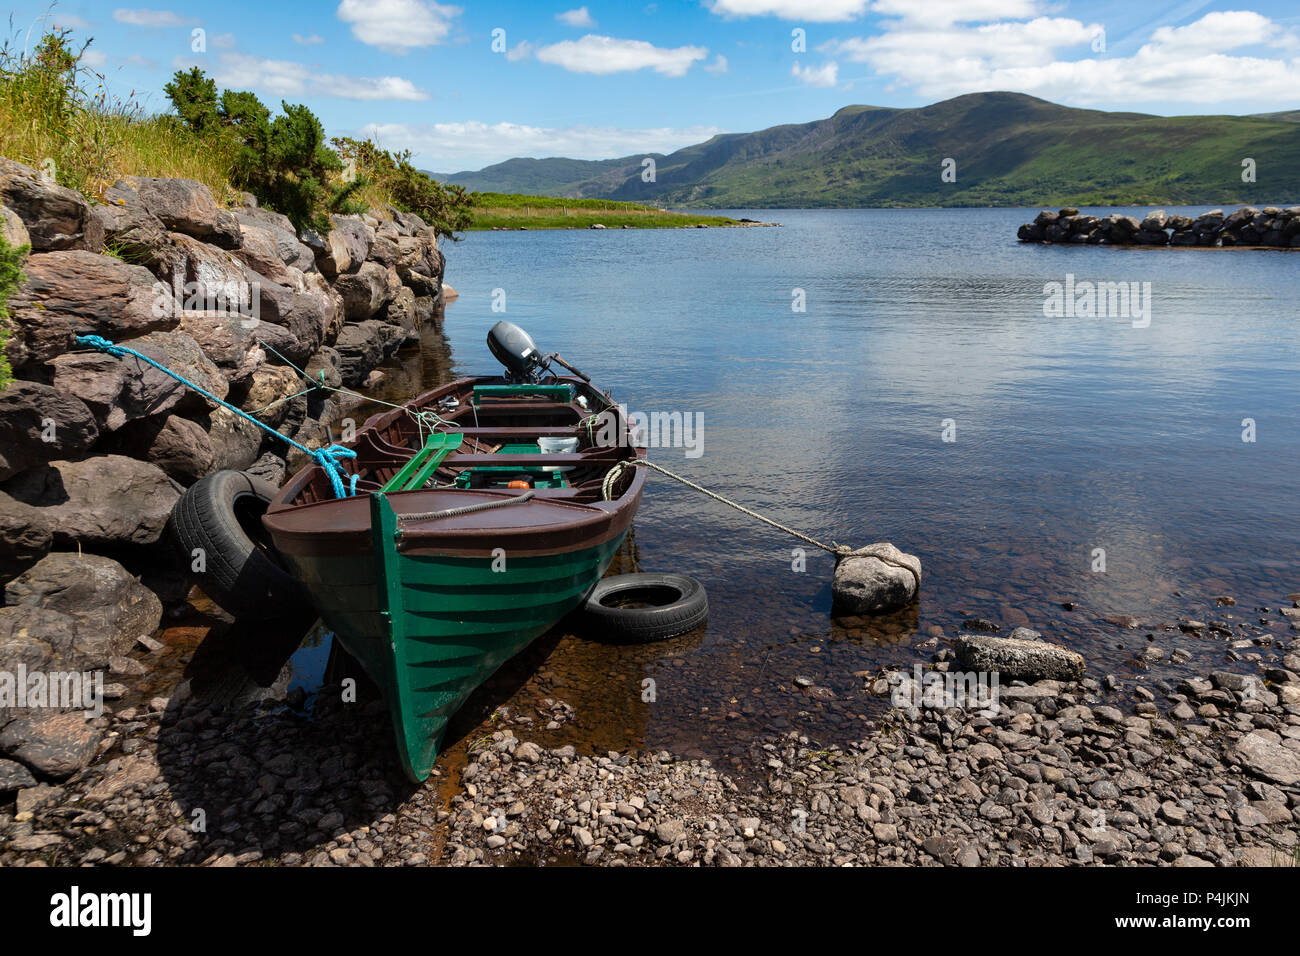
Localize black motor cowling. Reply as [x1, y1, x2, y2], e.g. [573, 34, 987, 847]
[487, 320, 545, 382]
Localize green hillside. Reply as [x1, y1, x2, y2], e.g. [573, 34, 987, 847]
[435, 93, 1300, 208]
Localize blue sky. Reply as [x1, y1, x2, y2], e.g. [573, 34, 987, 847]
[16, 1, 1300, 171]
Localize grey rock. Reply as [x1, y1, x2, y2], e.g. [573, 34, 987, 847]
[954, 633, 1085, 682]
[831, 542, 921, 615]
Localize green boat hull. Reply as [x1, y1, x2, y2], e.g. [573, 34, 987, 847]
[281, 492, 625, 781]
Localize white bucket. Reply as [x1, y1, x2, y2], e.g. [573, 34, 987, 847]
[537, 436, 579, 473]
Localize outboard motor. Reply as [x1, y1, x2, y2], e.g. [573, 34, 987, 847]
[487, 320, 546, 383]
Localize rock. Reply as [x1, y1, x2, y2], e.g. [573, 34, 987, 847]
[655, 819, 686, 844]
[0, 758, 37, 791]
[1232, 732, 1300, 786]
[46, 330, 226, 432]
[110, 414, 214, 484]
[82, 753, 158, 803]
[231, 220, 314, 284]
[6, 250, 178, 367]
[1140, 209, 1168, 231]
[0, 711, 103, 778]
[0, 381, 99, 481]
[1, 204, 30, 249]
[0, 157, 103, 251]
[831, 543, 921, 614]
[1, 456, 179, 547]
[206, 405, 266, 472]
[4, 552, 162, 663]
[953, 633, 1085, 682]
[119, 176, 241, 248]
[382, 285, 420, 342]
[442, 283, 458, 301]
[245, 451, 286, 487]
[333, 320, 405, 386]
[0, 489, 52, 585]
[334, 261, 395, 321]
[240, 365, 303, 430]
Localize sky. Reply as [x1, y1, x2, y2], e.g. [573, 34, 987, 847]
[14, 1, 1300, 171]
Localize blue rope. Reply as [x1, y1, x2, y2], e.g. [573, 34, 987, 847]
[74, 334, 358, 499]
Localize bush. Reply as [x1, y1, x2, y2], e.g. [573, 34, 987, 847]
[165, 69, 342, 232]
[332, 137, 473, 240]
[0, 233, 28, 389]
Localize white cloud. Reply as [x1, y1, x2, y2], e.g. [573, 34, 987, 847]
[51, 13, 92, 30]
[112, 8, 195, 27]
[827, 8, 1300, 106]
[336, 0, 461, 54]
[206, 53, 430, 101]
[293, 33, 326, 45]
[707, 0, 869, 21]
[506, 40, 533, 62]
[792, 60, 839, 86]
[212, 33, 236, 50]
[360, 120, 722, 170]
[81, 49, 108, 67]
[704, 54, 729, 73]
[870, 0, 1045, 24]
[556, 6, 596, 28]
[536, 34, 708, 76]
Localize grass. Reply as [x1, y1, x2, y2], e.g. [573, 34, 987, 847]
[468, 192, 742, 230]
[0, 32, 238, 203]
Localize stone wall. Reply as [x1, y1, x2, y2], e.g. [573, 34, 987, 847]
[0, 156, 447, 784]
[1017, 205, 1300, 247]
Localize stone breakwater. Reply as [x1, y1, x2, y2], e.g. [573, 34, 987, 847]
[0, 155, 447, 785]
[1017, 205, 1300, 247]
[1, 614, 1296, 867]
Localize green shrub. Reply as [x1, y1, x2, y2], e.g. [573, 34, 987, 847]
[332, 137, 473, 239]
[165, 69, 343, 232]
[0, 233, 29, 389]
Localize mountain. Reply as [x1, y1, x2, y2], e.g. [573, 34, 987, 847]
[432, 93, 1300, 208]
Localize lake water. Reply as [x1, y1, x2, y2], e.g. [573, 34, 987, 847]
[350, 207, 1300, 768]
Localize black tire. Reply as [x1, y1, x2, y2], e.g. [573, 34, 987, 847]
[581, 572, 708, 643]
[171, 470, 312, 621]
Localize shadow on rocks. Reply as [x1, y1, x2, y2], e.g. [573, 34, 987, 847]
[153, 611, 419, 863]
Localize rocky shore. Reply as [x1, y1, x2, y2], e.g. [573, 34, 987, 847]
[0, 155, 447, 788]
[2, 603, 1296, 867]
[1017, 205, 1300, 247]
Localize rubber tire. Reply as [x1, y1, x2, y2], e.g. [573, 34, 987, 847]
[171, 470, 312, 621]
[582, 572, 708, 643]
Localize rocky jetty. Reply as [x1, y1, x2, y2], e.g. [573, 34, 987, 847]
[1017, 205, 1300, 247]
[0, 156, 447, 786]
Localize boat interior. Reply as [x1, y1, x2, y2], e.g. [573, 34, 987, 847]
[288, 377, 643, 507]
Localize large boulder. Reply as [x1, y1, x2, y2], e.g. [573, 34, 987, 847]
[109, 414, 214, 484]
[0, 381, 99, 480]
[45, 330, 226, 432]
[206, 406, 266, 472]
[94, 178, 169, 254]
[176, 311, 300, 387]
[1232, 731, 1300, 786]
[1, 455, 179, 547]
[0, 712, 103, 779]
[0, 157, 103, 252]
[320, 215, 374, 277]
[831, 543, 921, 615]
[395, 234, 443, 295]
[0, 490, 52, 586]
[1, 204, 30, 249]
[383, 285, 420, 343]
[118, 176, 241, 248]
[240, 364, 303, 430]
[6, 250, 178, 367]
[4, 552, 162, 665]
[231, 220, 311, 286]
[333, 320, 405, 385]
[335, 261, 395, 321]
[953, 633, 1085, 682]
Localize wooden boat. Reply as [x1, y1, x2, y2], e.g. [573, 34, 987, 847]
[263, 324, 646, 781]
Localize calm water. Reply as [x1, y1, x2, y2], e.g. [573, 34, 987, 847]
[323, 208, 1300, 766]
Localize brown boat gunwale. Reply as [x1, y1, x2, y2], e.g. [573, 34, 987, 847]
[265, 374, 647, 558]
